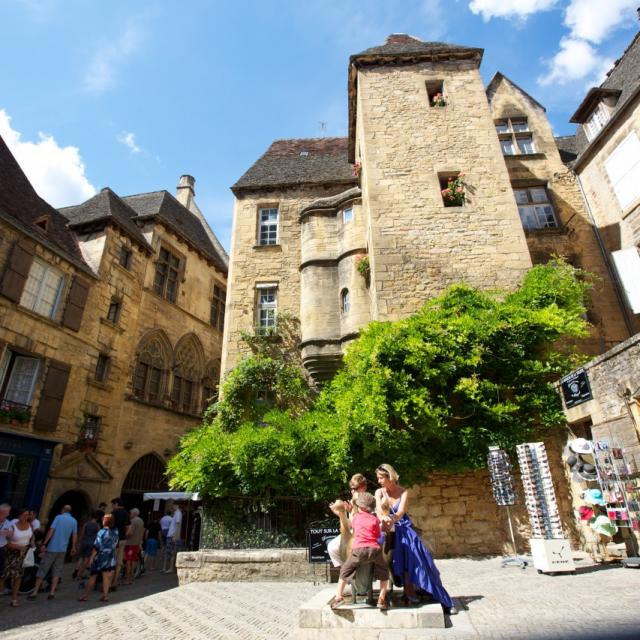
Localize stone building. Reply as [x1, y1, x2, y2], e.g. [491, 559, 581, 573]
[0, 134, 227, 524]
[223, 34, 629, 382]
[558, 31, 640, 333]
[221, 34, 634, 556]
[556, 31, 640, 555]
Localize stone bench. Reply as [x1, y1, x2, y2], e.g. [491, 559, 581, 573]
[176, 548, 330, 585]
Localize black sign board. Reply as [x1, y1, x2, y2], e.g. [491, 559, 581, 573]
[307, 525, 340, 563]
[561, 368, 592, 408]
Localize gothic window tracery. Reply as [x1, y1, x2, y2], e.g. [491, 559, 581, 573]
[172, 336, 204, 414]
[133, 332, 170, 403]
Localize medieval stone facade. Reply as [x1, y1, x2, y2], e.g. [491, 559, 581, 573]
[223, 35, 630, 384]
[0, 134, 227, 524]
[221, 34, 635, 555]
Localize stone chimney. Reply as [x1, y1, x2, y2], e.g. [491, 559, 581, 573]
[176, 174, 196, 209]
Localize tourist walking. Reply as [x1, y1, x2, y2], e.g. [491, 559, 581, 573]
[110, 497, 129, 588]
[162, 503, 182, 573]
[375, 463, 456, 614]
[74, 511, 101, 580]
[78, 513, 119, 603]
[144, 517, 161, 571]
[5, 508, 34, 606]
[29, 504, 77, 601]
[0, 502, 12, 596]
[124, 508, 144, 585]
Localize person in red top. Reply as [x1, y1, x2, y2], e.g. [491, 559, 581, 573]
[331, 492, 390, 610]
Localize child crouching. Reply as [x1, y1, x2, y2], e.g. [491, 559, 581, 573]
[332, 491, 390, 611]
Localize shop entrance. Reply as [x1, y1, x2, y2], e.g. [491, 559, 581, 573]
[121, 453, 168, 518]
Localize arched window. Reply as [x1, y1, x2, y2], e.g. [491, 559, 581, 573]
[172, 334, 204, 414]
[340, 288, 350, 315]
[133, 332, 171, 403]
[201, 362, 220, 414]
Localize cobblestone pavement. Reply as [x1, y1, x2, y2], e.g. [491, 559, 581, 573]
[1, 556, 639, 639]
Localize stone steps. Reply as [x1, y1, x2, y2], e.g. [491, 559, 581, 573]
[296, 587, 448, 639]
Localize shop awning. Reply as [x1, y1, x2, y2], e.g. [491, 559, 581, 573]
[142, 491, 200, 501]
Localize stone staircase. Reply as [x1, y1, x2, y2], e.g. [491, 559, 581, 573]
[295, 587, 449, 639]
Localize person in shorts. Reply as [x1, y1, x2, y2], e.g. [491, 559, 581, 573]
[331, 492, 390, 611]
[124, 508, 144, 585]
[144, 517, 161, 571]
[29, 504, 77, 600]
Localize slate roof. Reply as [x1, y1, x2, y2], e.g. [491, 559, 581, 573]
[554, 135, 579, 165]
[0, 133, 89, 271]
[122, 191, 227, 272]
[347, 35, 483, 162]
[352, 34, 483, 61]
[232, 138, 356, 192]
[570, 31, 640, 166]
[60, 188, 152, 252]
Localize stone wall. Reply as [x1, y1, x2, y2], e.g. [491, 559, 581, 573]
[176, 549, 327, 584]
[409, 432, 577, 557]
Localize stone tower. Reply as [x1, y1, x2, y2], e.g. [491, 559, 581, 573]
[350, 35, 531, 323]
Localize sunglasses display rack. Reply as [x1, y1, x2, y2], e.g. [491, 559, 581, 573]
[487, 447, 527, 568]
[517, 442, 575, 574]
[516, 442, 563, 539]
[487, 446, 517, 506]
[590, 439, 640, 561]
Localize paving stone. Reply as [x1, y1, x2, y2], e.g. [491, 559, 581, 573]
[1, 557, 640, 639]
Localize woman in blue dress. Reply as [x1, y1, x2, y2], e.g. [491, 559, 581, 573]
[78, 513, 119, 603]
[375, 463, 456, 614]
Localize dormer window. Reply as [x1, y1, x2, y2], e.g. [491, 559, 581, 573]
[584, 102, 611, 142]
[34, 216, 49, 232]
[496, 117, 535, 156]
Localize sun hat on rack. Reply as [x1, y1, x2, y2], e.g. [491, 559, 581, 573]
[577, 462, 598, 482]
[569, 438, 593, 455]
[582, 488, 606, 506]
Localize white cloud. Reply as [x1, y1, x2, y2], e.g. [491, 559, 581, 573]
[85, 23, 143, 93]
[0, 109, 96, 207]
[117, 130, 141, 154]
[468, 0, 559, 22]
[565, 0, 637, 44]
[537, 0, 636, 87]
[537, 37, 614, 85]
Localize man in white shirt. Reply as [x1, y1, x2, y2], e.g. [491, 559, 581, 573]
[162, 504, 182, 573]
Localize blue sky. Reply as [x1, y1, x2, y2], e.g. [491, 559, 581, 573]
[1, 0, 638, 251]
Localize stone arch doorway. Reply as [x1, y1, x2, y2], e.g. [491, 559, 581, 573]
[121, 453, 168, 515]
[46, 489, 92, 531]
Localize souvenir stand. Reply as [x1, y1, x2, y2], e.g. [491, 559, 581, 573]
[487, 446, 527, 568]
[516, 442, 575, 574]
[590, 439, 640, 566]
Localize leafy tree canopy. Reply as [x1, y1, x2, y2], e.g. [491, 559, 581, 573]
[168, 262, 590, 501]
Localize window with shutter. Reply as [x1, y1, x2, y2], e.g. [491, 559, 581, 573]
[33, 359, 70, 431]
[605, 132, 640, 210]
[20, 258, 64, 319]
[0, 241, 35, 303]
[62, 276, 90, 331]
